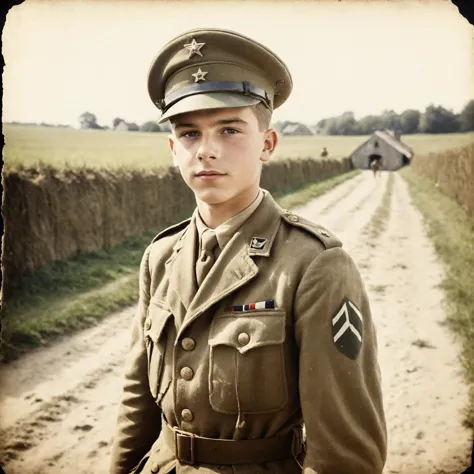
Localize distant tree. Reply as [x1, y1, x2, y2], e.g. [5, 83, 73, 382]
[320, 111, 360, 135]
[459, 100, 474, 132]
[113, 117, 125, 129]
[399, 109, 421, 134]
[379, 110, 401, 132]
[79, 111, 103, 129]
[419, 105, 460, 133]
[140, 121, 161, 132]
[316, 118, 327, 129]
[127, 122, 139, 132]
[160, 122, 172, 133]
[358, 115, 381, 135]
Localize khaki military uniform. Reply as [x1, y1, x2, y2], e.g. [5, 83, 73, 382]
[110, 27, 386, 474]
[109, 190, 387, 474]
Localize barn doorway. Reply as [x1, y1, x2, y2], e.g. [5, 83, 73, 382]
[368, 154, 382, 169]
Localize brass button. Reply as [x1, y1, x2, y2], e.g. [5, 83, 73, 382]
[181, 337, 196, 351]
[151, 461, 160, 473]
[144, 318, 152, 331]
[181, 408, 194, 422]
[288, 214, 299, 223]
[237, 332, 250, 346]
[180, 367, 194, 381]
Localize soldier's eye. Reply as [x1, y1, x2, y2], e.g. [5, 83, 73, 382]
[222, 128, 239, 135]
[181, 131, 200, 138]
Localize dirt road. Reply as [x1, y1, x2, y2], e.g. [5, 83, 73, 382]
[1, 171, 472, 473]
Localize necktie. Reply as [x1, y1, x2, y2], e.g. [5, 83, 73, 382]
[196, 229, 218, 286]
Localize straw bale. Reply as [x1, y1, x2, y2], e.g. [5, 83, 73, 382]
[412, 143, 474, 217]
[2, 157, 350, 298]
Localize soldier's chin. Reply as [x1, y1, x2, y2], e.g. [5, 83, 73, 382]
[195, 189, 229, 206]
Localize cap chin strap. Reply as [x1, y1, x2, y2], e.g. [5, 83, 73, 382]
[156, 80, 272, 112]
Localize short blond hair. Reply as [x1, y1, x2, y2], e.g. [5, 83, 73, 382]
[251, 102, 272, 132]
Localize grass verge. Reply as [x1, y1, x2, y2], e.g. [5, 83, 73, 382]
[1, 171, 360, 362]
[275, 169, 361, 210]
[400, 166, 474, 429]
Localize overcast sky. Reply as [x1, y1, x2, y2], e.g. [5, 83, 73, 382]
[3, 0, 473, 128]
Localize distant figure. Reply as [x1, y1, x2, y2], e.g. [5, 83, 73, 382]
[321, 146, 328, 157]
[371, 158, 382, 178]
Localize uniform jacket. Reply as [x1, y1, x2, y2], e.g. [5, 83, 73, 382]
[109, 191, 387, 474]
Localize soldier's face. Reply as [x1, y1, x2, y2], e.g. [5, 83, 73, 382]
[168, 106, 277, 206]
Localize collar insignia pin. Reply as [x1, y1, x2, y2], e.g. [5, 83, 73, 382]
[250, 237, 267, 250]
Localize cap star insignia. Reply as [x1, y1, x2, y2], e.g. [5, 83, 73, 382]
[250, 237, 267, 250]
[183, 38, 206, 59]
[192, 68, 208, 83]
[331, 297, 364, 360]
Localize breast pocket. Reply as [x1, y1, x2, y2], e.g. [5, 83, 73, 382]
[208, 311, 288, 415]
[144, 302, 174, 404]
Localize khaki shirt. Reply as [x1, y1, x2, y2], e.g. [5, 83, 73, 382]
[195, 188, 264, 262]
[110, 191, 387, 474]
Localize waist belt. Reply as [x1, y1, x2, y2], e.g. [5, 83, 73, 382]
[162, 418, 296, 466]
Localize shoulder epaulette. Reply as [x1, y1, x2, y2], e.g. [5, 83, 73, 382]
[151, 217, 192, 244]
[281, 210, 342, 249]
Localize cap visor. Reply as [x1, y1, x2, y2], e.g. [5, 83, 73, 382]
[157, 92, 260, 124]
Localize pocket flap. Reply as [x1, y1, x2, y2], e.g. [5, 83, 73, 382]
[209, 311, 286, 354]
[146, 302, 173, 343]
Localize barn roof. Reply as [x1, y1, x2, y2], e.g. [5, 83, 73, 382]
[281, 123, 313, 135]
[374, 130, 414, 157]
[350, 130, 414, 159]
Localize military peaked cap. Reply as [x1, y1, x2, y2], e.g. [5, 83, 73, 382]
[147, 28, 293, 123]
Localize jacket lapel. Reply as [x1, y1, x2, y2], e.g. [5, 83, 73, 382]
[166, 212, 199, 328]
[177, 191, 283, 338]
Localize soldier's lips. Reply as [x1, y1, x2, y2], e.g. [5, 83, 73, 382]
[195, 170, 226, 180]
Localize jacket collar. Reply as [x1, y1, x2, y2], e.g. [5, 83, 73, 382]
[169, 190, 283, 337]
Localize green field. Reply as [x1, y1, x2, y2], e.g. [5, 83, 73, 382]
[4, 124, 473, 171]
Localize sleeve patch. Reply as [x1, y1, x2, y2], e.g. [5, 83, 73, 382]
[331, 297, 364, 360]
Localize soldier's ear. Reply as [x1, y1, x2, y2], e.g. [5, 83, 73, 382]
[260, 129, 278, 163]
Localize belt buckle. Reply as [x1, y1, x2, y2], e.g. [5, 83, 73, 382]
[173, 427, 196, 465]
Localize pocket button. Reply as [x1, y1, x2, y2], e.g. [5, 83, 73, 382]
[181, 408, 194, 422]
[237, 332, 250, 346]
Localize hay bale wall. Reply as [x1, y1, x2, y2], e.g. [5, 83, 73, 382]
[411, 143, 474, 217]
[2, 157, 351, 297]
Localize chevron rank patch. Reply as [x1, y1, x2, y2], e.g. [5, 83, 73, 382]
[332, 297, 364, 360]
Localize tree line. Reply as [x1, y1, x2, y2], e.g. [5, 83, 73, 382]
[273, 100, 474, 136]
[74, 100, 474, 135]
[78, 113, 172, 133]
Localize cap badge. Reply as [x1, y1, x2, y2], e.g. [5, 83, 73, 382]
[192, 68, 208, 83]
[183, 38, 206, 59]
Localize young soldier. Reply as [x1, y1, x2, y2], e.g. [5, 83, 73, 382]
[110, 28, 387, 474]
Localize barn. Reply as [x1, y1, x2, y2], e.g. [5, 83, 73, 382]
[350, 130, 414, 171]
[281, 123, 314, 136]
